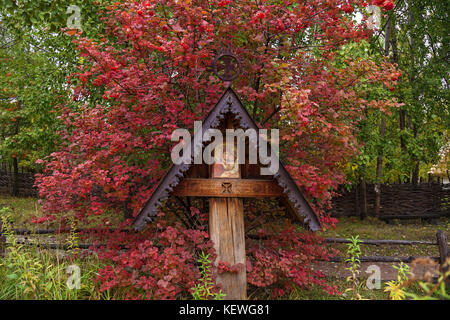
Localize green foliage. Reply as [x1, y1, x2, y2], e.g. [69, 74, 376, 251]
[0, 30, 65, 169]
[0, 206, 102, 300]
[385, 259, 450, 300]
[384, 262, 410, 300]
[404, 276, 450, 300]
[0, 1, 115, 171]
[342, 0, 449, 185]
[344, 235, 364, 300]
[190, 251, 225, 300]
[0, 0, 110, 36]
[66, 215, 80, 257]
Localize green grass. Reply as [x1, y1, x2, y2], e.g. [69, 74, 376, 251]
[320, 216, 450, 241]
[0, 195, 42, 228]
[286, 277, 447, 300]
[288, 279, 389, 300]
[0, 206, 105, 300]
[0, 246, 104, 300]
[319, 216, 450, 258]
[0, 195, 123, 229]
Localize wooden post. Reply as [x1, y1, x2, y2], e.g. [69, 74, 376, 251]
[208, 116, 247, 300]
[209, 197, 246, 299]
[436, 230, 449, 286]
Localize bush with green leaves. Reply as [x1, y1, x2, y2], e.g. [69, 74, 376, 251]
[344, 235, 364, 300]
[190, 251, 225, 300]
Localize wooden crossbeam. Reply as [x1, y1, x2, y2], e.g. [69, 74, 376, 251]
[172, 178, 284, 198]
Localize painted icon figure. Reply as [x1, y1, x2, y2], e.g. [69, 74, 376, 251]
[212, 143, 240, 178]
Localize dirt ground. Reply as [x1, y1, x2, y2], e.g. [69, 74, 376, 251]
[313, 260, 441, 282]
[313, 261, 403, 281]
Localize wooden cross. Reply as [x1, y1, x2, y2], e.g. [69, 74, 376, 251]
[174, 117, 274, 299]
[133, 88, 321, 300]
[213, 53, 241, 82]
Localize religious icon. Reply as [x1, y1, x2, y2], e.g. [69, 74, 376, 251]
[212, 143, 240, 178]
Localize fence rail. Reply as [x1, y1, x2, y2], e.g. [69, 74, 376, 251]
[1, 227, 448, 271]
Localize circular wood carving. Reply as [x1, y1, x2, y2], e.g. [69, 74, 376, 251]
[212, 53, 241, 82]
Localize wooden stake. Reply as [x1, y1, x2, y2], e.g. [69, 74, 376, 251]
[209, 197, 246, 299]
[436, 230, 449, 286]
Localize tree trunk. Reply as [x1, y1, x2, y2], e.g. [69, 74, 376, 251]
[354, 182, 360, 218]
[375, 15, 392, 218]
[411, 124, 420, 185]
[360, 179, 367, 220]
[12, 157, 19, 197]
[412, 160, 420, 185]
[374, 113, 386, 218]
[11, 102, 21, 197]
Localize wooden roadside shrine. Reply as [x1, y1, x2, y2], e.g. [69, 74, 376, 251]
[133, 54, 321, 299]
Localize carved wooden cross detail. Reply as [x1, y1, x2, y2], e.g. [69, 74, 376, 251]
[221, 182, 233, 194]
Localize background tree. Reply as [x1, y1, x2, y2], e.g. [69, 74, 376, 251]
[344, 0, 449, 217]
[0, 27, 66, 195]
[0, 0, 116, 195]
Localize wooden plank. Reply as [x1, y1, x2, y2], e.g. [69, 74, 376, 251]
[172, 178, 283, 198]
[208, 115, 247, 300]
[186, 164, 209, 179]
[327, 256, 440, 263]
[209, 197, 247, 300]
[248, 235, 437, 246]
[436, 230, 449, 261]
[437, 230, 450, 287]
[325, 238, 436, 246]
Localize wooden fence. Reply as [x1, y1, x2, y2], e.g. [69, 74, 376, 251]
[0, 162, 38, 197]
[1, 227, 448, 279]
[331, 182, 450, 220]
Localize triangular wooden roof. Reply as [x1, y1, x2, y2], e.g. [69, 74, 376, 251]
[133, 88, 321, 231]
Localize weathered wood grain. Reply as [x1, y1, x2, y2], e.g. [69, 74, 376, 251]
[209, 197, 247, 299]
[172, 178, 283, 198]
